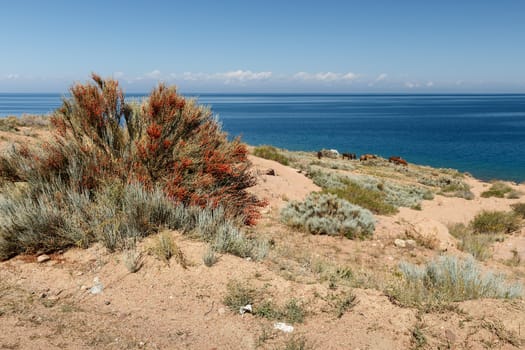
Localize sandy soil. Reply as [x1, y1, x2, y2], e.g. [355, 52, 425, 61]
[0, 129, 524, 349]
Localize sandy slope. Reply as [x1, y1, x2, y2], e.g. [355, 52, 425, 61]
[0, 131, 524, 349]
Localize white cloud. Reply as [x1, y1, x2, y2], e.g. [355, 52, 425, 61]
[293, 71, 358, 82]
[6, 73, 19, 80]
[404, 81, 420, 88]
[144, 70, 161, 79]
[368, 73, 388, 86]
[216, 70, 272, 83]
[376, 73, 388, 82]
[113, 72, 124, 78]
[426, 81, 434, 87]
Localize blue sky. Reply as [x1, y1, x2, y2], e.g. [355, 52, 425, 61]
[1, 0, 524, 93]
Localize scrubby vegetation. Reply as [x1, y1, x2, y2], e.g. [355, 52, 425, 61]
[0, 74, 266, 260]
[253, 145, 290, 165]
[471, 210, 521, 235]
[390, 256, 522, 309]
[481, 182, 513, 198]
[511, 202, 525, 218]
[281, 192, 375, 239]
[448, 223, 495, 261]
[307, 168, 432, 214]
[418, 171, 474, 200]
[0, 115, 49, 131]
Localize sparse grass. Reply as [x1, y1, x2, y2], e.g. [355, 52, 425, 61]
[438, 182, 475, 200]
[223, 280, 258, 312]
[506, 248, 521, 267]
[283, 336, 312, 350]
[150, 231, 186, 267]
[281, 192, 375, 239]
[411, 323, 427, 349]
[511, 202, 525, 218]
[481, 320, 523, 348]
[325, 290, 358, 318]
[471, 210, 521, 235]
[203, 246, 218, 267]
[448, 223, 494, 261]
[254, 298, 306, 324]
[123, 247, 144, 273]
[481, 182, 513, 198]
[253, 145, 290, 165]
[389, 255, 522, 309]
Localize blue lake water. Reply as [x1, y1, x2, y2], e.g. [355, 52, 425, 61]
[1, 93, 524, 182]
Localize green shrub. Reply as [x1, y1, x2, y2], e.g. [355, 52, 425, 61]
[391, 256, 522, 308]
[448, 223, 493, 261]
[511, 203, 525, 218]
[471, 210, 521, 235]
[308, 168, 431, 212]
[481, 182, 513, 198]
[325, 182, 397, 215]
[281, 193, 375, 239]
[253, 145, 290, 165]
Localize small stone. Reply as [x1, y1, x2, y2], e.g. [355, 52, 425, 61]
[265, 169, 276, 176]
[104, 300, 111, 305]
[37, 254, 50, 263]
[80, 285, 88, 291]
[394, 239, 406, 248]
[218, 307, 226, 315]
[39, 292, 47, 299]
[405, 239, 417, 248]
[445, 329, 456, 344]
[75, 271, 84, 276]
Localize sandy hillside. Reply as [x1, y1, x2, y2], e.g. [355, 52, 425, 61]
[1, 128, 524, 349]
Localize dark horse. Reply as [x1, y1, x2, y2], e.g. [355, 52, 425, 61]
[342, 153, 356, 160]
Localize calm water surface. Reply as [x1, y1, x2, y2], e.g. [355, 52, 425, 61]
[1, 93, 524, 182]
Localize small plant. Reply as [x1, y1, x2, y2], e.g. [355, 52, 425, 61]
[203, 246, 218, 267]
[253, 145, 290, 165]
[481, 182, 513, 198]
[281, 193, 375, 239]
[448, 223, 494, 261]
[123, 247, 144, 273]
[511, 202, 525, 218]
[223, 280, 257, 312]
[390, 255, 522, 309]
[326, 290, 358, 318]
[282, 298, 306, 324]
[412, 323, 427, 349]
[151, 231, 186, 267]
[283, 336, 312, 350]
[471, 210, 521, 235]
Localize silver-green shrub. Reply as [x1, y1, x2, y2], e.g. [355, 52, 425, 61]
[281, 193, 375, 239]
[395, 255, 522, 307]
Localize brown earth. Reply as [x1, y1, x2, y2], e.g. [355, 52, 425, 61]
[0, 127, 524, 349]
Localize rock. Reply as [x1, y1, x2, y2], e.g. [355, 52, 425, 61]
[75, 271, 84, 276]
[104, 300, 111, 305]
[405, 239, 417, 248]
[274, 322, 294, 333]
[239, 304, 252, 315]
[394, 239, 406, 248]
[89, 277, 104, 295]
[265, 169, 276, 176]
[37, 254, 50, 263]
[218, 307, 226, 315]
